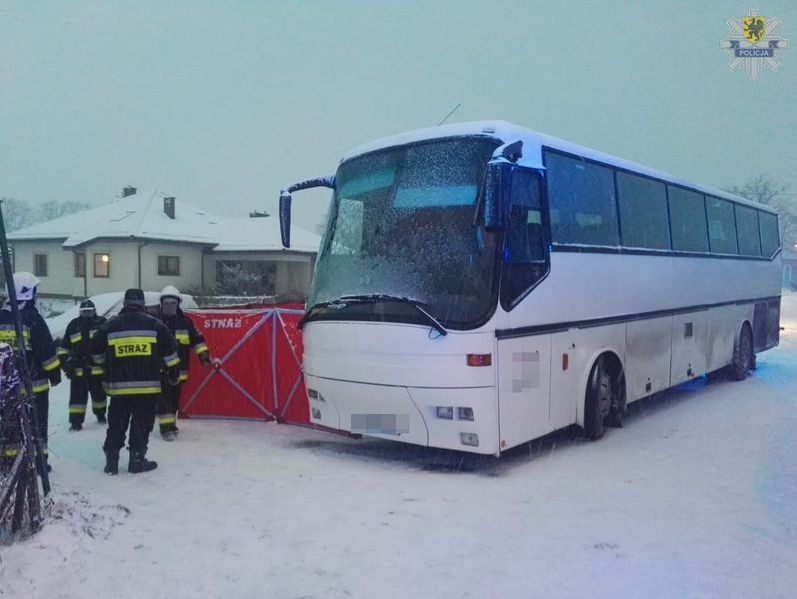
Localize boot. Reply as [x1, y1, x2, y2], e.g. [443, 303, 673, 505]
[69, 422, 82, 432]
[128, 453, 157, 474]
[104, 450, 118, 475]
[97, 414, 107, 424]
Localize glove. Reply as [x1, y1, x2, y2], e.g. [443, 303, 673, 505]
[48, 369, 62, 387]
[165, 365, 181, 386]
[198, 352, 212, 367]
[62, 359, 75, 380]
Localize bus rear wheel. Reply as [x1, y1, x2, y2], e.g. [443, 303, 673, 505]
[584, 355, 624, 441]
[731, 323, 754, 381]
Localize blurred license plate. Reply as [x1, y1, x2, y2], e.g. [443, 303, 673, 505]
[351, 414, 410, 435]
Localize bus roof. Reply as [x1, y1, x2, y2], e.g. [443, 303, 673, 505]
[340, 120, 775, 214]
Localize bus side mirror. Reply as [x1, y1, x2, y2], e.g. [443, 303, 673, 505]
[279, 192, 292, 248]
[483, 161, 514, 232]
[278, 175, 336, 249]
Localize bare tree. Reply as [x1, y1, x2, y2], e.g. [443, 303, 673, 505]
[38, 200, 91, 221]
[0, 197, 35, 231]
[0, 197, 92, 232]
[728, 175, 795, 249]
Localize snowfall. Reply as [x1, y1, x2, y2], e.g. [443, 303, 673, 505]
[1, 299, 796, 599]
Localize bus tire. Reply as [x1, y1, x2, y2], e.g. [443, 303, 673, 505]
[584, 356, 612, 440]
[730, 323, 754, 381]
[607, 370, 626, 429]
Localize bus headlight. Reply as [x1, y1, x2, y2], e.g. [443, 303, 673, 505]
[311, 408, 321, 419]
[436, 406, 454, 419]
[457, 407, 474, 421]
[460, 432, 479, 447]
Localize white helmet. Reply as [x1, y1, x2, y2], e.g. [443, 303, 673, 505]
[160, 285, 181, 303]
[13, 272, 41, 301]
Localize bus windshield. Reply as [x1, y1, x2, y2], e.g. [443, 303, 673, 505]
[307, 136, 501, 329]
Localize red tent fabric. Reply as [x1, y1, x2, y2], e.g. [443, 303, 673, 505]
[180, 306, 310, 424]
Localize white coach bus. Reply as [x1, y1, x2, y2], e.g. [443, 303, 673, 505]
[279, 121, 781, 455]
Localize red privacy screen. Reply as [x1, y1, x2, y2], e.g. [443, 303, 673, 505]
[180, 307, 309, 424]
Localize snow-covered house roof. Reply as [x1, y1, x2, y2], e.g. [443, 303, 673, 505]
[8, 189, 220, 247]
[8, 188, 321, 254]
[213, 217, 320, 253]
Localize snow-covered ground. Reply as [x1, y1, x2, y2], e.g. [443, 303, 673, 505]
[2, 297, 797, 598]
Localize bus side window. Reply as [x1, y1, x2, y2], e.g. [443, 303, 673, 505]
[501, 169, 548, 308]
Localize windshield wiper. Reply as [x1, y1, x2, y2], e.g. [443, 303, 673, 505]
[337, 294, 448, 336]
[300, 294, 448, 336]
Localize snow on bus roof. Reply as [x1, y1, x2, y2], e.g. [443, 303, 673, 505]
[340, 120, 774, 213]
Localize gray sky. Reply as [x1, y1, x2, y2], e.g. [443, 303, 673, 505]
[1, 0, 795, 230]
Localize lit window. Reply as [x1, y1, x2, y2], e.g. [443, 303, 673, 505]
[94, 253, 110, 278]
[158, 256, 180, 276]
[33, 254, 48, 277]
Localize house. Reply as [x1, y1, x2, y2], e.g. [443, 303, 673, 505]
[8, 187, 321, 299]
[209, 216, 320, 296]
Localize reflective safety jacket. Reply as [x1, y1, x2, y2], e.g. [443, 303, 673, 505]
[59, 315, 107, 378]
[0, 302, 61, 393]
[90, 304, 180, 396]
[157, 308, 208, 382]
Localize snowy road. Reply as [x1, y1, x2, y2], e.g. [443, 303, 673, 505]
[2, 297, 797, 599]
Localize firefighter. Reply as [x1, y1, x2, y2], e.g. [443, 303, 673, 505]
[60, 299, 108, 430]
[0, 272, 61, 471]
[155, 285, 212, 440]
[91, 288, 180, 475]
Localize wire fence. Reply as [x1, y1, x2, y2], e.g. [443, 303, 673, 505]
[0, 343, 43, 543]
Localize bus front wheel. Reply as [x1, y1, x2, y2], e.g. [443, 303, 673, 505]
[584, 355, 625, 441]
[730, 323, 754, 381]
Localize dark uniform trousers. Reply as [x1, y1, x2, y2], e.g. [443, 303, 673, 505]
[33, 390, 49, 456]
[155, 308, 209, 434]
[103, 394, 158, 458]
[158, 383, 181, 434]
[69, 375, 107, 424]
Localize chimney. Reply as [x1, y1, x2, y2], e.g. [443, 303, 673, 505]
[122, 186, 137, 197]
[163, 196, 176, 219]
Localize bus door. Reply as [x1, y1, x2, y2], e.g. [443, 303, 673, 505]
[496, 167, 552, 450]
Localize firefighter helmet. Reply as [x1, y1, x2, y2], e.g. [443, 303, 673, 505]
[160, 285, 181, 304]
[12, 272, 41, 301]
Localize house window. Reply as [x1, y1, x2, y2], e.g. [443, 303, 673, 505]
[74, 253, 86, 277]
[33, 254, 48, 277]
[158, 256, 180, 276]
[94, 253, 110, 278]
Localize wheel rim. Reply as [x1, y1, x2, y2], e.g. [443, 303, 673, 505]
[596, 360, 611, 420]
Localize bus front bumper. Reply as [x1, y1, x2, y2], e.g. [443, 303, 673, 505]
[305, 374, 499, 455]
